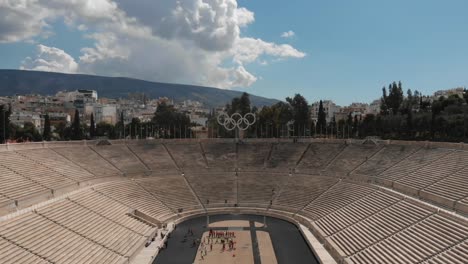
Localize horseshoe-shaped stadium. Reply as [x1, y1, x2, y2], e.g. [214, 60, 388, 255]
[0, 139, 467, 264]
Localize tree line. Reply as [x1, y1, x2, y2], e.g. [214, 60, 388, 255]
[1, 83, 468, 143]
[0, 101, 193, 142]
[207, 85, 468, 142]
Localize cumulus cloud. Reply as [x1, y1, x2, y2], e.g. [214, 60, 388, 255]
[5, 0, 305, 89]
[232, 38, 306, 65]
[281, 30, 295, 38]
[20, 45, 79, 73]
[0, 0, 53, 43]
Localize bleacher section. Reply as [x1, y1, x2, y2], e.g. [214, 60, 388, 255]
[346, 213, 468, 264]
[201, 141, 237, 171]
[353, 144, 420, 177]
[36, 199, 147, 257]
[394, 150, 468, 196]
[0, 164, 50, 204]
[0, 151, 77, 192]
[314, 191, 402, 236]
[17, 149, 96, 182]
[0, 237, 50, 264]
[422, 166, 468, 207]
[52, 146, 120, 177]
[327, 200, 436, 257]
[69, 189, 155, 235]
[295, 143, 345, 174]
[0, 139, 467, 264]
[302, 181, 377, 220]
[90, 145, 148, 174]
[136, 176, 202, 212]
[164, 142, 207, 170]
[265, 142, 309, 171]
[237, 172, 289, 205]
[324, 144, 382, 176]
[185, 172, 237, 206]
[274, 174, 339, 210]
[0, 213, 127, 263]
[424, 239, 467, 264]
[376, 147, 452, 185]
[126, 143, 178, 173]
[237, 142, 271, 169]
[93, 181, 175, 222]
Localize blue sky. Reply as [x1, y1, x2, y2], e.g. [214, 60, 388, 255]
[1, 0, 468, 106]
[240, 0, 468, 105]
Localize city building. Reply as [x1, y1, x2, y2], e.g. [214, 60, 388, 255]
[94, 104, 118, 125]
[310, 100, 341, 123]
[433, 87, 465, 99]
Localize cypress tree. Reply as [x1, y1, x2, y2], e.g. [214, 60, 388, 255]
[72, 109, 83, 140]
[89, 113, 96, 139]
[120, 111, 125, 138]
[317, 100, 327, 134]
[353, 115, 359, 137]
[0, 104, 11, 143]
[380, 86, 389, 115]
[43, 114, 51, 141]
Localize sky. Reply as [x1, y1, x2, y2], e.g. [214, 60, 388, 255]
[1, 0, 468, 106]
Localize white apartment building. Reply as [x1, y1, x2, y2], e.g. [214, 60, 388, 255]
[94, 104, 117, 124]
[311, 100, 341, 123]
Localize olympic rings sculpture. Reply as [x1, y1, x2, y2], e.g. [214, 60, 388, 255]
[217, 112, 256, 131]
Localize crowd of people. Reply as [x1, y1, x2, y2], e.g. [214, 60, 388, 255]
[185, 228, 238, 261]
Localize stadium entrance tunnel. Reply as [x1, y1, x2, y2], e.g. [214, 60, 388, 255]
[154, 214, 318, 264]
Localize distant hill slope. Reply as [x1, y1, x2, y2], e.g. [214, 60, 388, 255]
[0, 70, 279, 108]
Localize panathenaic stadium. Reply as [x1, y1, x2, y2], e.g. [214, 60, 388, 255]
[0, 138, 467, 264]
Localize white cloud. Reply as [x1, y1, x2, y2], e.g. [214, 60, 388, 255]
[5, 0, 306, 89]
[77, 24, 88, 31]
[232, 38, 306, 65]
[0, 0, 53, 43]
[281, 30, 295, 38]
[20, 45, 78, 73]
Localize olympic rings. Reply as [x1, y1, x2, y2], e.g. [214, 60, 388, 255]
[217, 112, 256, 131]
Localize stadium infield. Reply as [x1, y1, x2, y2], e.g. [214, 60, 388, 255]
[153, 214, 318, 264]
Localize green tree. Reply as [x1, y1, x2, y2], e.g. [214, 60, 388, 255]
[286, 94, 311, 136]
[115, 111, 125, 139]
[0, 104, 11, 143]
[96, 122, 116, 138]
[353, 115, 359, 136]
[359, 114, 376, 137]
[387, 82, 404, 114]
[381, 82, 404, 115]
[129, 117, 141, 139]
[317, 100, 327, 134]
[380, 86, 389, 115]
[464, 88, 468, 104]
[228, 92, 251, 115]
[153, 102, 191, 138]
[14, 122, 43, 142]
[407, 110, 414, 138]
[71, 109, 83, 140]
[89, 113, 96, 139]
[257, 102, 293, 138]
[54, 121, 71, 140]
[43, 114, 51, 141]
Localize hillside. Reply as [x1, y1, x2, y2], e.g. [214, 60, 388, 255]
[0, 70, 279, 108]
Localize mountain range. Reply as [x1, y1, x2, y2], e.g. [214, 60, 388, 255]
[0, 70, 279, 108]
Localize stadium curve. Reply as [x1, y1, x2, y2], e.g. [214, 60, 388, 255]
[0, 138, 467, 264]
